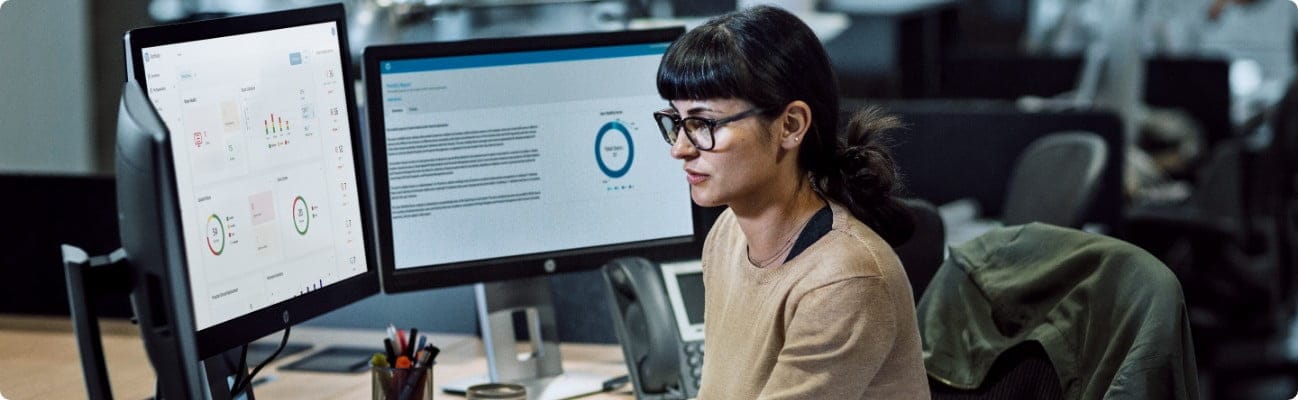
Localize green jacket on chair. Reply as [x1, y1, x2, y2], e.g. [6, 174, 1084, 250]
[918, 223, 1199, 399]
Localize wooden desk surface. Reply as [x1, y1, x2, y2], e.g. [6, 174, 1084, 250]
[0, 315, 633, 399]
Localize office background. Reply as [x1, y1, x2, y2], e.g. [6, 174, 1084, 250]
[2, 0, 1297, 398]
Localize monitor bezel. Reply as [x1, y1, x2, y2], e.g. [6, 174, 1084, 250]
[363, 27, 700, 293]
[123, 3, 380, 359]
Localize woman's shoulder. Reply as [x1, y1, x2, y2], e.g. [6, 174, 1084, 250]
[803, 201, 905, 281]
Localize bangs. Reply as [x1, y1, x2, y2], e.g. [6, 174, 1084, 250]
[656, 24, 750, 102]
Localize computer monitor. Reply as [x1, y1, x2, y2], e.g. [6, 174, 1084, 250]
[363, 27, 691, 398]
[116, 4, 377, 397]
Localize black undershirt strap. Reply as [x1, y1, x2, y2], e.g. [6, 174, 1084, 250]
[785, 205, 833, 262]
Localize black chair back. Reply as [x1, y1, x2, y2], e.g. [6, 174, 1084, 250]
[894, 198, 945, 301]
[1002, 131, 1108, 228]
[930, 341, 1064, 400]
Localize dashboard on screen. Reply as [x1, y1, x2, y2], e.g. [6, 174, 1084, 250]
[136, 21, 368, 330]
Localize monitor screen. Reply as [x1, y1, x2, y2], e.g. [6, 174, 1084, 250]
[125, 5, 374, 336]
[366, 28, 694, 291]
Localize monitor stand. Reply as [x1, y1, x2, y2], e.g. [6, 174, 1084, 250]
[63, 244, 252, 400]
[442, 276, 615, 399]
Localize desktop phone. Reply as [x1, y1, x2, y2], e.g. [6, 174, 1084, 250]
[603, 257, 704, 399]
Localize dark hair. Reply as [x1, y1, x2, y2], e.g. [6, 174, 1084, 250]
[656, 5, 914, 246]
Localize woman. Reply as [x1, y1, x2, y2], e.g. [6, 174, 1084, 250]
[653, 5, 929, 399]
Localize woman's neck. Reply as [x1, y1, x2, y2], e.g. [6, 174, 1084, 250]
[731, 173, 826, 267]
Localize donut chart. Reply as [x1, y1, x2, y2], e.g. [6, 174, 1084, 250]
[595, 121, 634, 178]
[292, 195, 310, 235]
[206, 214, 226, 256]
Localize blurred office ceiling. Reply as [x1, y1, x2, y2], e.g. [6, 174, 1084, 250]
[150, 0, 638, 61]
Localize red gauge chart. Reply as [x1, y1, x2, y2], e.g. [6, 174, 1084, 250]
[206, 214, 226, 255]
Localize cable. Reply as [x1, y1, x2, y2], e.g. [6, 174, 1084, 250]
[231, 326, 291, 396]
[233, 343, 249, 391]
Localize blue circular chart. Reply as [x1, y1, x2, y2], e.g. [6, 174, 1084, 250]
[595, 121, 634, 178]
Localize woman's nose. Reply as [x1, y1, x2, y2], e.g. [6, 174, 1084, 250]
[670, 132, 698, 159]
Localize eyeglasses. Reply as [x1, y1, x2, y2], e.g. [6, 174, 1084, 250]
[653, 107, 765, 151]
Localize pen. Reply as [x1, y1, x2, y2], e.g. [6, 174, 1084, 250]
[406, 328, 419, 358]
[425, 344, 440, 363]
[396, 328, 408, 357]
[416, 335, 427, 356]
[384, 338, 397, 362]
[397, 345, 434, 400]
[387, 324, 398, 352]
[392, 356, 411, 397]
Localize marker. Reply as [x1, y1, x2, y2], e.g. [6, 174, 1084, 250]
[397, 345, 435, 400]
[425, 344, 440, 364]
[387, 324, 398, 348]
[396, 329, 408, 357]
[406, 328, 419, 358]
[372, 353, 392, 396]
[384, 338, 397, 363]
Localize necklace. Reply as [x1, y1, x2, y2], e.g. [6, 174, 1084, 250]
[747, 212, 815, 268]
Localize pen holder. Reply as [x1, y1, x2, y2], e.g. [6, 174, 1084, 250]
[372, 365, 434, 400]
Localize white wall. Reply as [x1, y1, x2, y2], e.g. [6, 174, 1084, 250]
[0, 0, 93, 174]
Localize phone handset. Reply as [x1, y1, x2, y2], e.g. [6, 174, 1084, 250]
[602, 257, 691, 399]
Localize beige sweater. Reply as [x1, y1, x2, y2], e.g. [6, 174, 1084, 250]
[698, 201, 929, 399]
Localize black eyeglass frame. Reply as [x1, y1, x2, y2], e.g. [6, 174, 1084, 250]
[654, 107, 765, 151]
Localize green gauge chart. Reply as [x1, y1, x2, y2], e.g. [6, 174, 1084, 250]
[206, 214, 226, 256]
[292, 195, 310, 235]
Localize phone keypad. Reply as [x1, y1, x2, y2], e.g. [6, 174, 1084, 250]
[685, 341, 705, 388]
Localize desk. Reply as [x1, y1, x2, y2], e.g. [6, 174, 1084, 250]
[0, 315, 633, 399]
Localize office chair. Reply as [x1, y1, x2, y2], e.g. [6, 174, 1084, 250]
[919, 223, 1199, 400]
[1123, 80, 1298, 348]
[893, 198, 946, 301]
[1265, 79, 1298, 308]
[1117, 85, 1298, 398]
[1001, 131, 1108, 228]
[929, 341, 1063, 400]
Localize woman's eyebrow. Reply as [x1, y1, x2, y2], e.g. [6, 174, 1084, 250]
[684, 105, 715, 114]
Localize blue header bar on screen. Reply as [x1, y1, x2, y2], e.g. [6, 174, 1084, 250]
[380, 43, 672, 74]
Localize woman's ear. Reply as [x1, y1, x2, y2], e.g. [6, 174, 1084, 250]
[778, 100, 812, 150]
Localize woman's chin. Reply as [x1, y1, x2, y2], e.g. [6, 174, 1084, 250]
[690, 190, 725, 208]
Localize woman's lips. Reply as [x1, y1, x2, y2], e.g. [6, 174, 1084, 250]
[685, 169, 708, 185]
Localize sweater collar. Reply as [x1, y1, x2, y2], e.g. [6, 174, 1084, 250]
[738, 200, 849, 284]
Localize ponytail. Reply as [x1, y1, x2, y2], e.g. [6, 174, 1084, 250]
[813, 107, 914, 247]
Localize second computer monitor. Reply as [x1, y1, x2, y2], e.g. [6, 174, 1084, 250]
[122, 4, 378, 359]
[365, 28, 693, 292]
